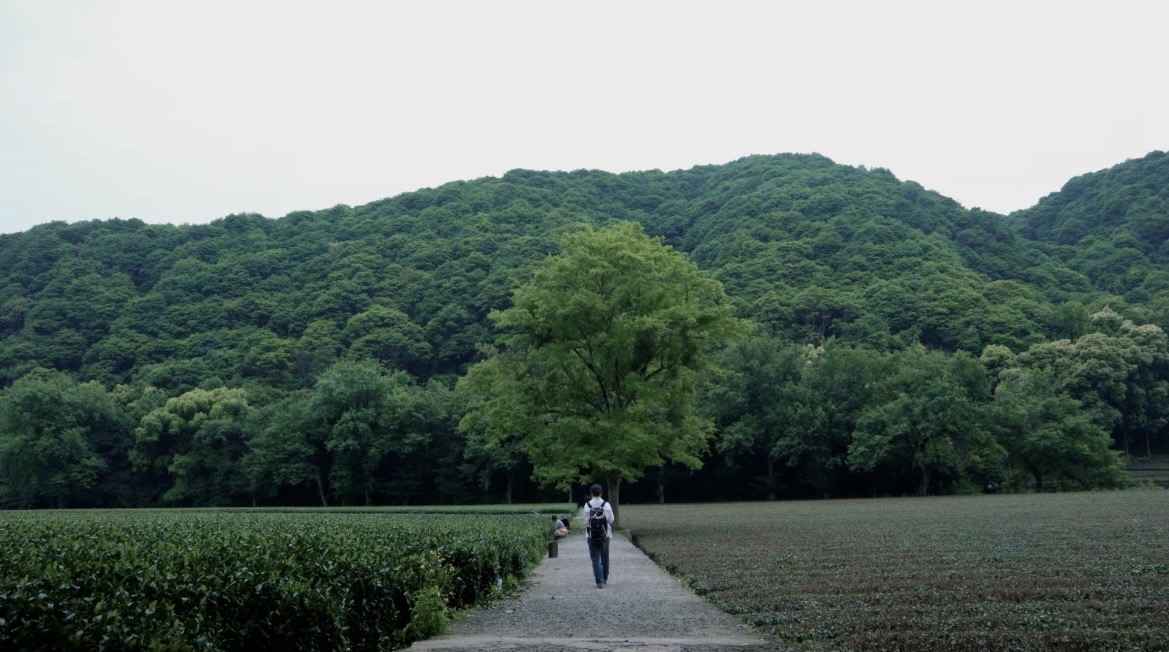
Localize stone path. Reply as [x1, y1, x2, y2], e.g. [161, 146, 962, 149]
[410, 533, 782, 652]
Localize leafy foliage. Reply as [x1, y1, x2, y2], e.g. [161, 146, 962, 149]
[991, 367, 1124, 489]
[0, 510, 547, 651]
[1009, 151, 1169, 300]
[132, 387, 253, 505]
[849, 347, 1000, 495]
[0, 369, 131, 508]
[1, 152, 1167, 506]
[0, 154, 1096, 390]
[461, 222, 743, 521]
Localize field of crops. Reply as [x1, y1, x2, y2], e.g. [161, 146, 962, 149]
[185, 503, 576, 516]
[624, 492, 1169, 652]
[0, 508, 553, 651]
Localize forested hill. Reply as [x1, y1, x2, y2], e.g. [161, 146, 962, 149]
[1007, 150, 1169, 313]
[1, 152, 1140, 391]
[2, 151, 1168, 507]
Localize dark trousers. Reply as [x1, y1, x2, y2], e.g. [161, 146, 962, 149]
[587, 537, 610, 584]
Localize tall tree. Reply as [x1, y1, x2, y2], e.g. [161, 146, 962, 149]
[1014, 308, 1169, 456]
[307, 359, 433, 505]
[849, 347, 1002, 495]
[244, 390, 323, 504]
[342, 305, 431, 375]
[463, 222, 744, 525]
[457, 350, 532, 504]
[706, 336, 807, 499]
[132, 387, 253, 505]
[991, 368, 1124, 489]
[780, 344, 885, 497]
[0, 368, 128, 508]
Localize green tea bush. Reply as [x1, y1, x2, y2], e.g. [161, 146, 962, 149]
[0, 510, 547, 651]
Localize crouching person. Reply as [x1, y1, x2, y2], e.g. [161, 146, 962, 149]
[552, 515, 569, 538]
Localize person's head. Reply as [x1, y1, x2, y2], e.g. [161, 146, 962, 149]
[590, 484, 602, 498]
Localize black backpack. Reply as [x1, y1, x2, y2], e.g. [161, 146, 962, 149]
[587, 501, 608, 541]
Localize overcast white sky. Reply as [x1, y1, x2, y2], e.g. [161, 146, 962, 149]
[1, 0, 1166, 235]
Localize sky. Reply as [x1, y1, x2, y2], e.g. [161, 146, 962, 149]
[1, 0, 1166, 236]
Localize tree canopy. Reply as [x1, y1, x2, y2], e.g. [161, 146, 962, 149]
[1, 151, 1167, 508]
[460, 223, 744, 523]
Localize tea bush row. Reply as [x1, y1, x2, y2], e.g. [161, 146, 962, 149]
[0, 510, 548, 651]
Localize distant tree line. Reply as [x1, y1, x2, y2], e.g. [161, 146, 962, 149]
[1, 152, 1167, 508]
[707, 305, 1166, 499]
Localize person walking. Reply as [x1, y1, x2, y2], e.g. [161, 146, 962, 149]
[581, 483, 614, 588]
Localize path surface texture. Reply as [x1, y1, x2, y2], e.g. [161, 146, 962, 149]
[410, 532, 781, 652]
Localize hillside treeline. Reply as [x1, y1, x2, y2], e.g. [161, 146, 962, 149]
[1, 152, 1167, 508]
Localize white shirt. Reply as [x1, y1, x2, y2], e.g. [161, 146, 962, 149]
[581, 497, 615, 539]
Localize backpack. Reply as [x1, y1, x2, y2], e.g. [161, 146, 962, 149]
[587, 501, 608, 541]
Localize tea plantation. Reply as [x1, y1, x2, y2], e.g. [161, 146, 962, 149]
[0, 509, 553, 651]
[624, 492, 1169, 652]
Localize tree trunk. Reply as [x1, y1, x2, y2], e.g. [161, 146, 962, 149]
[1145, 430, 1152, 459]
[917, 467, 930, 496]
[657, 470, 665, 504]
[766, 457, 776, 501]
[606, 473, 622, 529]
[505, 471, 514, 505]
[315, 470, 329, 507]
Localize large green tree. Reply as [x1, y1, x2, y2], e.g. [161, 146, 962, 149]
[1014, 308, 1169, 456]
[849, 347, 1003, 495]
[778, 344, 885, 497]
[244, 390, 323, 504]
[462, 222, 744, 525]
[457, 349, 532, 504]
[991, 367, 1124, 489]
[706, 336, 807, 499]
[306, 359, 435, 505]
[0, 368, 129, 508]
[132, 387, 253, 505]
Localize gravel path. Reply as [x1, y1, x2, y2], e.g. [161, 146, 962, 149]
[409, 533, 782, 652]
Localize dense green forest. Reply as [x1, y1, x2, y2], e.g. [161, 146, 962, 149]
[1, 151, 1167, 508]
